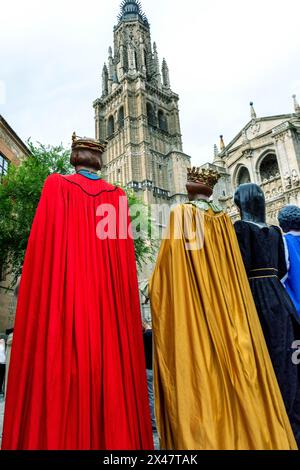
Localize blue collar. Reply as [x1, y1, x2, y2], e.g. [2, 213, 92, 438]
[77, 170, 101, 180]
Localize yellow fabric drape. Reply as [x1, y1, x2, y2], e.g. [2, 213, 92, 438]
[149, 205, 297, 450]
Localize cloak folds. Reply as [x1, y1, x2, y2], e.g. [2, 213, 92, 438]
[234, 221, 300, 446]
[149, 204, 297, 450]
[2, 173, 153, 450]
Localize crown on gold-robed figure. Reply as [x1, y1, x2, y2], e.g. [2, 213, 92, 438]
[187, 167, 221, 189]
[71, 132, 107, 153]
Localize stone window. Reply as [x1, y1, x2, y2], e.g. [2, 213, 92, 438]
[236, 166, 251, 186]
[118, 106, 125, 129]
[134, 51, 138, 70]
[158, 110, 168, 132]
[107, 115, 115, 138]
[260, 153, 279, 181]
[147, 103, 156, 128]
[0, 153, 9, 182]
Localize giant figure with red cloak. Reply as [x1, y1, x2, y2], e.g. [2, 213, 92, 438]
[1, 134, 153, 450]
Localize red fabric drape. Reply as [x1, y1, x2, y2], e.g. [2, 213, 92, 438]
[2, 174, 153, 450]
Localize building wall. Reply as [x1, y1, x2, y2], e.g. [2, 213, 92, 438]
[93, 5, 191, 292]
[0, 117, 30, 333]
[209, 109, 300, 225]
[94, 9, 191, 210]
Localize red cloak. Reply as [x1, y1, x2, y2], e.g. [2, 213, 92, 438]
[1, 173, 153, 450]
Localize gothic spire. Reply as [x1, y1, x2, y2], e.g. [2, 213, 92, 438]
[292, 94, 300, 113]
[108, 47, 118, 91]
[214, 144, 219, 159]
[153, 42, 162, 87]
[102, 64, 108, 96]
[162, 58, 170, 88]
[108, 47, 113, 84]
[250, 102, 257, 120]
[118, 0, 149, 27]
[220, 135, 225, 152]
[213, 143, 224, 166]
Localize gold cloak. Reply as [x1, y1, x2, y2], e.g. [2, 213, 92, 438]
[149, 204, 297, 450]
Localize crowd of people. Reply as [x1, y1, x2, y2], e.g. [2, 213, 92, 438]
[1, 134, 300, 450]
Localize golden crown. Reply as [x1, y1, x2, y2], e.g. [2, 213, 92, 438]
[187, 167, 221, 189]
[71, 132, 107, 153]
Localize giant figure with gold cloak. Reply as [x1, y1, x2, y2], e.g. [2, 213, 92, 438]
[149, 167, 298, 450]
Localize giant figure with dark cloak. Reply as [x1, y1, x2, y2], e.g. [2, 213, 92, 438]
[1, 134, 153, 450]
[234, 183, 300, 447]
[149, 168, 297, 450]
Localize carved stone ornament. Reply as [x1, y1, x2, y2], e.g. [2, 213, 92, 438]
[249, 122, 260, 137]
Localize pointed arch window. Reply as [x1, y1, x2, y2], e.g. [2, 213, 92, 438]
[158, 110, 168, 132]
[118, 106, 125, 129]
[236, 166, 251, 186]
[147, 103, 156, 128]
[107, 115, 115, 138]
[260, 153, 279, 181]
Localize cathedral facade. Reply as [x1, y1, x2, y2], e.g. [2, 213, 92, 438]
[209, 99, 300, 224]
[93, 0, 191, 211]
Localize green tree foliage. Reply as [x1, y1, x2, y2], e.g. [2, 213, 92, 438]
[0, 141, 156, 285]
[124, 187, 158, 271]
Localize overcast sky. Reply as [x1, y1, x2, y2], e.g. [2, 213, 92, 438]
[1, 0, 300, 165]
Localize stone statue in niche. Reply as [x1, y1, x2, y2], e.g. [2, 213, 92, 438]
[291, 169, 299, 186]
[284, 172, 292, 189]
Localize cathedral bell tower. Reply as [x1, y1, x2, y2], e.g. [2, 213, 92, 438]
[93, 0, 191, 205]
